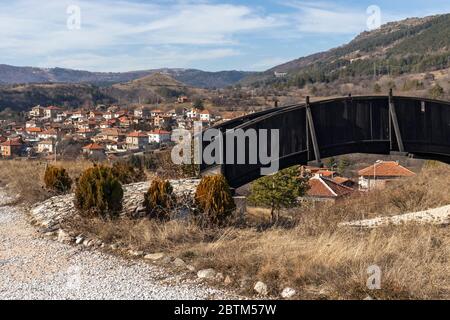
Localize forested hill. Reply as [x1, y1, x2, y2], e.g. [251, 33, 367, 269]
[246, 14, 450, 87]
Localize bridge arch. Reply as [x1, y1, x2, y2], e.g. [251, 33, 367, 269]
[201, 95, 450, 188]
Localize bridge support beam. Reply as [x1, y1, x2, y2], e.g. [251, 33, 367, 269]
[306, 96, 322, 166]
[389, 89, 406, 154]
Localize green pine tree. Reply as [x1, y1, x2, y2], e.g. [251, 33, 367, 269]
[248, 166, 309, 222]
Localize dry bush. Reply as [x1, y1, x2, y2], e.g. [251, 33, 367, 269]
[195, 175, 236, 226]
[0, 160, 92, 204]
[74, 165, 123, 218]
[63, 162, 450, 299]
[44, 165, 72, 194]
[143, 179, 176, 220]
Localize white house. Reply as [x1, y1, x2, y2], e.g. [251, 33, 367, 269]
[358, 161, 416, 191]
[186, 108, 201, 119]
[199, 110, 211, 122]
[148, 129, 171, 144]
[37, 140, 55, 154]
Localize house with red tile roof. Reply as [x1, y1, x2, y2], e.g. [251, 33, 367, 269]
[82, 143, 105, 157]
[1, 139, 24, 158]
[148, 129, 171, 144]
[126, 131, 148, 150]
[358, 161, 416, 190]
[38, 129, 59, 140]
[306, 174, 355, 202]
[199, 110, 211, 122]
[45, 106, 62, 119]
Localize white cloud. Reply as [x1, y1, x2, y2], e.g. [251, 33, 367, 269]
[0, 0, 277, 71]
[283, 1, 369, 34]
[249, 57, 294, 71]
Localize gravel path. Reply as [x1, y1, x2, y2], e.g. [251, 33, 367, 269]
[339, 205, 450, 229]
[0, 191, 235, 300]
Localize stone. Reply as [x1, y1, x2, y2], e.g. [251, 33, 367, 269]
[197, 268, 216, 279]
[83, 239, 93, 247]
[75, 236, 84, 245]
[144, 253, 165, 261]
[215, 272, 224, 282]
[173, 258, 186, 268]
[186, 265, 196, 272]
[128, 250, 144, 257]
[110, 244, 119, 250]
[57, 229, 72, 243]
[161, 256, 173, 264]
[224, 276, 233, 286]
[281, 287, 296, 299]
[254, 281, 268, 296]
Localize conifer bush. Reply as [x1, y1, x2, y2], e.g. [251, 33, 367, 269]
[143, 178, 176, 220]
[74, 166, 123, 218]
[111, 161, 145, 184]
[194, 175, 235, 226]
[43, 165, 72, 194]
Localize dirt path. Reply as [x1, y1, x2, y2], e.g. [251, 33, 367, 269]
[0, 191, 234, 300]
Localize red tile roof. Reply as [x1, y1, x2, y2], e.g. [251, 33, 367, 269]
[358, 161, 416, 178]
[1, 139, 23, 147]
[46, 106, 62, 110]
[127, 131, 148, 137]
[83, 143, 104, 150]
[26, 127, 42, 133]
[332, 177, 352, 185]
[316, 170, 336, 178]
[307, 175, 354, 198]
[149, 129, 170, 135]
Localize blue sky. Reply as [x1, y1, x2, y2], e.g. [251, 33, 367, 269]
[1, 0, 449, 72]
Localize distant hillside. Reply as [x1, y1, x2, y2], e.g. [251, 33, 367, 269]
[109, 73, 194, 104]
[0, 65, 252, 89]
[0, 83, 115, 111]
[245, 14, 450, 87]
[169, 69, 255, 89]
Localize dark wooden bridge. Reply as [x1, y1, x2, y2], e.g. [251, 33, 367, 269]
[200, 91, 450, 188]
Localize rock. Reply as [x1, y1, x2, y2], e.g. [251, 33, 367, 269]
[197, 268, 216, 279]
[135, 205, 146, 213]
[128, 250, 144, 257]
[173, 258, 186, 268]
[57, 229, 72, 243]
[254, 281, 268, 296]
[186, 265, 196, 272]
[75, 236, 84, 245]
[110, 244, 119, 250]
[281, 287, 296, 299]
[161, 256, 173, 264]
[144, 253, 165, 261]
[83, 239, 93, 247]
[224, 276, 233, 286]
[215, 273, 224, 282]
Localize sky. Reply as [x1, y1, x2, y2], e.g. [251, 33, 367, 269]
[0, 0, 449, 72]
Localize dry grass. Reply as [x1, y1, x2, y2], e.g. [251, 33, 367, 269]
[1, 158, 445, 299]
[0, 159, 92, 204]
[63, 163, 450, 299]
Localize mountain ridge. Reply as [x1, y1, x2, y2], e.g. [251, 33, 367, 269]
[0, 64, 253, 89]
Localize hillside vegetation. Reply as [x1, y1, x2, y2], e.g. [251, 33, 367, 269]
[248, 14, 450, 89]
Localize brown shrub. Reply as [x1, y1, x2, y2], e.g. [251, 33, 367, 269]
[143, 179, 176, 220]
[43, 165, 72, 194]
[195, 175, 236, 226]
[74, 165, 123, 218]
